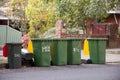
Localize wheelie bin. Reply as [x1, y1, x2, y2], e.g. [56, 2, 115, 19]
[51, 39, 67, 66]
[88, 38, 107, 64]
[67, 38, 82, 65]
[32, 39, 52, 67]
[7, 43, 22, 69]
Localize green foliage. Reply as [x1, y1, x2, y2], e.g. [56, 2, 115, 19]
[85, 0, 109, 22]
[41, 27, 56, 38]
[55, 0, 91, 32]
[29, 20, 39, 38]
[85, 0, 120, 22]
[107, 0, 120, 9]
[7, 0, 28, 32]
[26, 0, 57, 37]
[57, 0, 110, 28]
[85, 0, 106, 21]
[6, 0, 120, 37]
[0, 0, 5, 6]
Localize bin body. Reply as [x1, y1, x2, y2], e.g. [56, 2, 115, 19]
[88, 38, 107, 64]
[67, 39, 81, 65]
[32, 39, 51, 67]
[7, 43, 22, 69]
[51, 39, 67, 66]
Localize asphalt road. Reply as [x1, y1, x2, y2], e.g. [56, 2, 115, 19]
[0, 64, 120, 80]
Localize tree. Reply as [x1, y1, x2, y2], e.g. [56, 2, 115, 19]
[6, 0, 120, 37]
[26, 0, 57, 38]
[6, 0, 28, 32]
[55, 0, 90, 33]
[85, 0, 120, 23]
[0, 0, 8, 6]
[55, 0, 120, 33]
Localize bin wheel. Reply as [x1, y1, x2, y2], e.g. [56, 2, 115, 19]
[86, 59, 92, 64]
[29, 59, 34, 66]
[5, 63, 9, 69]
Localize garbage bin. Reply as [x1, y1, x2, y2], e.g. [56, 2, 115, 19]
[32, 39, 52, 67]
[51, 39, 67, 66]
[7, 43, 22, 69]
[88, 38, 107, 64]
[67, 38, 82, 65]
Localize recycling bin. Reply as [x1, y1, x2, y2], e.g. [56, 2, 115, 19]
[67, 38, 82, 65]
[88, 38, 107, 64]
[7, 43, 22, 69]
[32, 39, 52, 67]
[51, 39, 67, 66]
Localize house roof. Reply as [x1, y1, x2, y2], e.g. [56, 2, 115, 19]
[0, 11, 4, 15]
[108, 10, 120, 14]
[0, 7, 8, 20]
[108, 7, 120, 14]
[0, 15, 8, 20]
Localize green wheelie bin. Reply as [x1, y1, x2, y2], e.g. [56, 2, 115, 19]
[67, 38, 82, 65]
[88, 38, 107, 64]
[51, 39, 67, 66]
[7, 43, 22, 69]
[32, 39, 52, 67]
